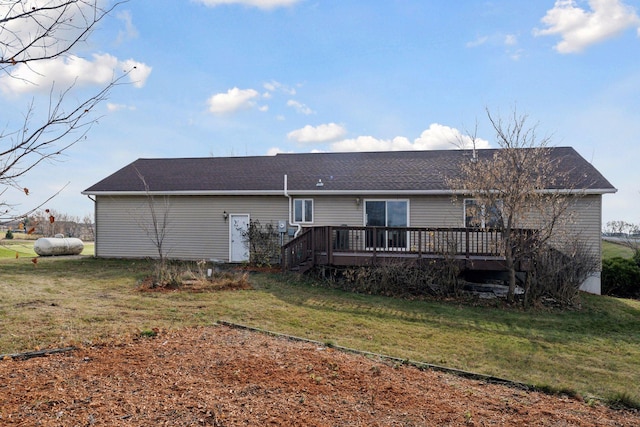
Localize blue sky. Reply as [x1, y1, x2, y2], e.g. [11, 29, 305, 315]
[2, 0, 639, 226]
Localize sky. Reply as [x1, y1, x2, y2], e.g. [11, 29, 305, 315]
[1, 0, 639, 227]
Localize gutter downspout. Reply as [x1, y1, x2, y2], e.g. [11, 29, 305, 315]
[284, 174, 301, 238]
[85, 194, 97, 257]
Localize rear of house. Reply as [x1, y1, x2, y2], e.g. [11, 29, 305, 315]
[83, 148, 615, 293]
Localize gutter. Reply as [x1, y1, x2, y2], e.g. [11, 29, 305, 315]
[82, 188, 617, 197]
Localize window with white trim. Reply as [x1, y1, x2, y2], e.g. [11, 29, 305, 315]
[293, 199, 313, 223]
[364, 200, 408, 248]
[464, 199, 503, 228]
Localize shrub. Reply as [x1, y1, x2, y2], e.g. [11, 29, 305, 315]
[242, 220, 281, 267]
[524, 241, 599, 307]
[335, 258, 461, 299]
[602, 257, 640, 298]
[5, 230, 13, 239]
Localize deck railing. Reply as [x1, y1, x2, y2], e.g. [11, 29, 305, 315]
[281, 226, 537, 272]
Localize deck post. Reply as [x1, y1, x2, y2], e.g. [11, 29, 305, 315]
[310, 228, 315, 266]
[465, 228, 470, 259]
[372, 227, 377, 263]
[327, 226, 333, 265]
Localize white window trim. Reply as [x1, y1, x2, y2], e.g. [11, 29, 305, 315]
[293, 198, 314, 224]
[362, 199, 411, 227]
[463, 198, 503, 228]
[362, 199, 410, 251]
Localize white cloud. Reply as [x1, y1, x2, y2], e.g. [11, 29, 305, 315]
[263, 80, 296, 95]
[414, 123, 490, 150]
[122, 59, 153, 88]
[207, 87, 260, 114]
[509, 49, 524, 61]
[116, 10, 139, 43]
[107, 103, 136, 112]
[329, 123, 490, 152]
[330, 136, 413, 152]
[466, 35, 489, 48]
[194, 0, 300, 10]
[534, 0, 640, 53]
[286, 99, 314, 115]
[0, 2, 150, 95]
[504, 34, 518, 46]
[0, 54, 151, 95]
[288, 123, 347, 144]
[266, 146, 294, 155]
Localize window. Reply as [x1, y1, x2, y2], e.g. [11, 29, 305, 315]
[293, 199, 313, 223]
[365, 200, 408, 248]
[464, 199, 503, 228]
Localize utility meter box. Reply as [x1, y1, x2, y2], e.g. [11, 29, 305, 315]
[277, 220, 287, 233]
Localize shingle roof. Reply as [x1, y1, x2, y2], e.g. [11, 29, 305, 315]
[82, 147, 616, 195]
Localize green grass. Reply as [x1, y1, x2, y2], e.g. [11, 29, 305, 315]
[0, 256, 639, 408]
[603, 240, 636, 259]
[0, 239, 94, 257]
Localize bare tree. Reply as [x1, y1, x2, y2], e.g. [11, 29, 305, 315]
[82, 213, 94, 241]
[29, 208, 89, 237]
[0, 1, 128, 218]
[135, 170, 172, 286]
[604, 220, 640, 254]
[449, 108, 576, 303]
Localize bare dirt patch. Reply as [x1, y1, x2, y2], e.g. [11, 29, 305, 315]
[1, 325, 637, 426]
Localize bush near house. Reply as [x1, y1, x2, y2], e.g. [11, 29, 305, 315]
[242, 220, 281, 267]
[602, 256, 640, 299]
[336, 258, 461, 299]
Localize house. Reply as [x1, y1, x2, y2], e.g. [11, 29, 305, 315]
[82, 147, 616, 294]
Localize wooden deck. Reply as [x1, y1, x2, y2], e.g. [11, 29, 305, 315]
[281, 226, 536, 274]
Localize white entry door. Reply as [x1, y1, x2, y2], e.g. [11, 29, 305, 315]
[229, 214, 250, 262]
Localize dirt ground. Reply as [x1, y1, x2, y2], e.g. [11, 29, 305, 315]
[0, 325, 637, 426]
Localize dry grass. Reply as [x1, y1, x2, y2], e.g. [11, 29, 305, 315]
[0, 257, 249, 353]
[1, 256, 640, 408]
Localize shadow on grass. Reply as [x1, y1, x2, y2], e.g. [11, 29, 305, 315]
[252, 272, 640, 344]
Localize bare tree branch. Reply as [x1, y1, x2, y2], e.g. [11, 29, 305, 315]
[0, 181, 70, 223]
[0, 1, 130, 215]
[0, 72, 130, 186]
[0, 1, 125, 70]
[447, 108, 581, 304]
[134, 168, 171, 265]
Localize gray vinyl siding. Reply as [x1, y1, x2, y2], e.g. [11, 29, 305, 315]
[311, 196, 367, 226]
[310, 195, 460, 227]
[95, 193, 603, 265]
[95, 195, 288, 261]
[557, 195, 603, 265]
[410, 196, 462, 227]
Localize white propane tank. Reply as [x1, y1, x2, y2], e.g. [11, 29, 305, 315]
[34, 235, 84, 256]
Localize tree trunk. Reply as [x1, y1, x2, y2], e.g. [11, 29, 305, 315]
[505, 248, 517, 303]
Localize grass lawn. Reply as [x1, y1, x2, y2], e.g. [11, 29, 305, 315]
[0, 239, 94, 258]
[1, 256, 639, 407]
[602, 240, 636, 259]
